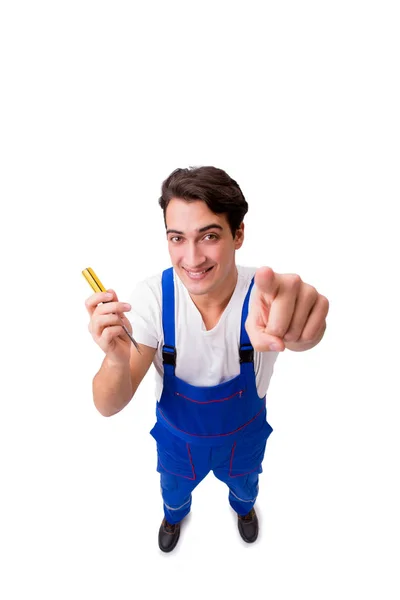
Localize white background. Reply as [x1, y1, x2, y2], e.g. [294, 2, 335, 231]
[1, 1, 399, 598]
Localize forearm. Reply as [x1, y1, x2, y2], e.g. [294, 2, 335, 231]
[92, 356, 133, 417]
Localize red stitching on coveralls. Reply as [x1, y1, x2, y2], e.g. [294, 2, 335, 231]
[175, 390, 244, 404]
[229, 441, 262, 478]
[158, 444, 196, 481]
[229, 441, 237, 473]
[187, 444, 196, 479]
[158, 401, 266, 438]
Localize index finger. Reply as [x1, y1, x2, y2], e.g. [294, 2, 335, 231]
[85, 291, 113, 316]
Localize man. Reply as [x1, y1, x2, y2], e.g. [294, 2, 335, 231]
[85, 166, 329, 553]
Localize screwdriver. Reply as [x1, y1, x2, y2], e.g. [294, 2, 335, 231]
[82, 267, 141, 354]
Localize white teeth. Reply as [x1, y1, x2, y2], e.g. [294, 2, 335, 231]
[185, 268, 211, 277]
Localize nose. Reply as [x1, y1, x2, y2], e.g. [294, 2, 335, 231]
[185, 241, 207, 269]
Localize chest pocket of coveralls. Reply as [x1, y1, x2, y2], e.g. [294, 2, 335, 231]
[150, 422, 196, 481]
[228, 420, 273, 478]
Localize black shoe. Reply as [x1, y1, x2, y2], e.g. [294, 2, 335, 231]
[237, 507, 259, 543]
[158, 518, 181, 553]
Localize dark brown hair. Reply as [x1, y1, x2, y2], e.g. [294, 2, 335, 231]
[158, 166, 248, 237]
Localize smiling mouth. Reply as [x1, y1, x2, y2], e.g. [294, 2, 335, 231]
[183, 266, 214, 278]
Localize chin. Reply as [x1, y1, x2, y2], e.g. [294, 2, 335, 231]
[187, 282, 214, 295]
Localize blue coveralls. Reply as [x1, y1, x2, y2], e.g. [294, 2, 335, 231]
[150, 268, 273, 524]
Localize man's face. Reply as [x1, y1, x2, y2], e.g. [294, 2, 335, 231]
[165, 198, 244, 297]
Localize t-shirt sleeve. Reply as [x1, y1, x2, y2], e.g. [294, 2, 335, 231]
[125, 277, 162, 349]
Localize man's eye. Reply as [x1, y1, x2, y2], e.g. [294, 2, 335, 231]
[170, 236, 181, 242]
[204, 234, 218, 241]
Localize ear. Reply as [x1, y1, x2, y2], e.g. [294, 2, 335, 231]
[234, 222, 244, 249]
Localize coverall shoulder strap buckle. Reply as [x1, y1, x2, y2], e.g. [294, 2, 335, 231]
[239, 344, 254, 363]
[162, 345, 177, 366]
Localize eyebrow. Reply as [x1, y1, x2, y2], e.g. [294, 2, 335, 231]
[166, 223, 223, 236]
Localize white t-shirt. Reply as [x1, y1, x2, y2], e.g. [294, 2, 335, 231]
[126, 265, 279, 402]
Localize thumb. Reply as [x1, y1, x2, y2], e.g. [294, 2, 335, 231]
[245, 317, 285, 352]
[106, 288, 119, 301]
